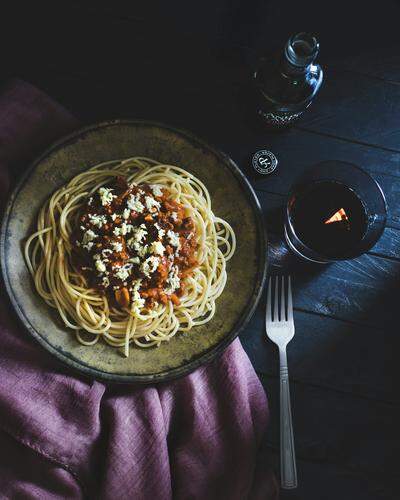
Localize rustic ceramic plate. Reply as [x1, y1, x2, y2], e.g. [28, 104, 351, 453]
[1, 120, 267, 383]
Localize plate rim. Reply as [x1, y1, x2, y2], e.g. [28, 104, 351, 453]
[1, 119, 267, 384]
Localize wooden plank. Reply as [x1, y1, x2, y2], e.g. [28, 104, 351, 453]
[291, 255, 399, 327]
[241, 308, 399, 403]
[237, 128, 400, 183]
[329, 47, 400, 84]
[299, 70, 400, 151]
[371, 227, 400, 259]
[274, 456, 394, 500]
[258, 375, 400, 500]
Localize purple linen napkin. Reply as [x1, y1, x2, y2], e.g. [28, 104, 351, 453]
[0, 79, 278, 499]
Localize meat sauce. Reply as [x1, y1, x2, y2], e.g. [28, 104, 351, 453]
[71, 177, 198, 310]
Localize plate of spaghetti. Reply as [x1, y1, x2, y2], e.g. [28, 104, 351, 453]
[1, 121, 267, 382]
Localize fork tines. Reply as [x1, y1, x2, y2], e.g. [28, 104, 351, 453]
[266, 275, 293, 323]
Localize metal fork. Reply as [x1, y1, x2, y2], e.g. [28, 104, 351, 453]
[266, 275, 297, 489]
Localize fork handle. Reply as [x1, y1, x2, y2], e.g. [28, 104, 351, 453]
[279, 349, 298, 489]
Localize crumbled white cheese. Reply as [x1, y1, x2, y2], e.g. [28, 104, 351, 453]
[112, 241, 123, 252]
[140, 256, 160, 277]
[167, 230, 181, 249]
[88, 214, 107, 228]
[82, 229, 97, 243]
[102, 276, 110, 287]
[113, 223, 133, 236]
[136, 243, 149, 258]
[171, 212, 178, 222]
[131, 280, 145, 313]
[88, 197, 93, 206]
[93, 253, 101, 260]
[122, 208, 131, 220]
[98, 187, 115, 206]
[95, 259, 107, 273]
[127, 194, 144, 213]
[150, 241, 166, 256]
[115, 267, 131, 281]
[165, 266, 180, 295]
[133, 279, 142, 289]
[145, 196, 161, 212]
[154, 223, 165, 239]
[150, 184, 163, 197]
[102, 248, 113, 257]
[128, 256, 140, 264]
[122, 223, 133, 235]
[82, 229, 97, 251]
[127, 226, 147, 246]
[75, 240, 81, 247]
[111, 213, 117, 221]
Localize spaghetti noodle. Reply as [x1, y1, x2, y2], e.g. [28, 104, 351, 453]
[24, 157, 236, 356]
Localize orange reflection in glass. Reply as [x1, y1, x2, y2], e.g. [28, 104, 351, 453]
[324, 208, 349, 225]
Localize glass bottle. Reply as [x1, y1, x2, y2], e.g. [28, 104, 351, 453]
[252, 32, 323, 129]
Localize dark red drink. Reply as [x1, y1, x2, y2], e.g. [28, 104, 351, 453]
[289, 181, 368, 259]
[284, 161, 387, 263]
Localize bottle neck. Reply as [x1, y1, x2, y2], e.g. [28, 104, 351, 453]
[281, 32, 319, 77]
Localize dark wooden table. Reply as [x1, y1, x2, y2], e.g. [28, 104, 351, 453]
[4, 2, 400, 498]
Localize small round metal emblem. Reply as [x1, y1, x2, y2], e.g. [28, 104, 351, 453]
[251, 150, 278, 175]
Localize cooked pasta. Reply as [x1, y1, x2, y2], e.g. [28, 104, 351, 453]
[25, 157, 236, 356]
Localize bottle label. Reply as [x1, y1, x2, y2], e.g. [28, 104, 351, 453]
[257, 108, 303, 127]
